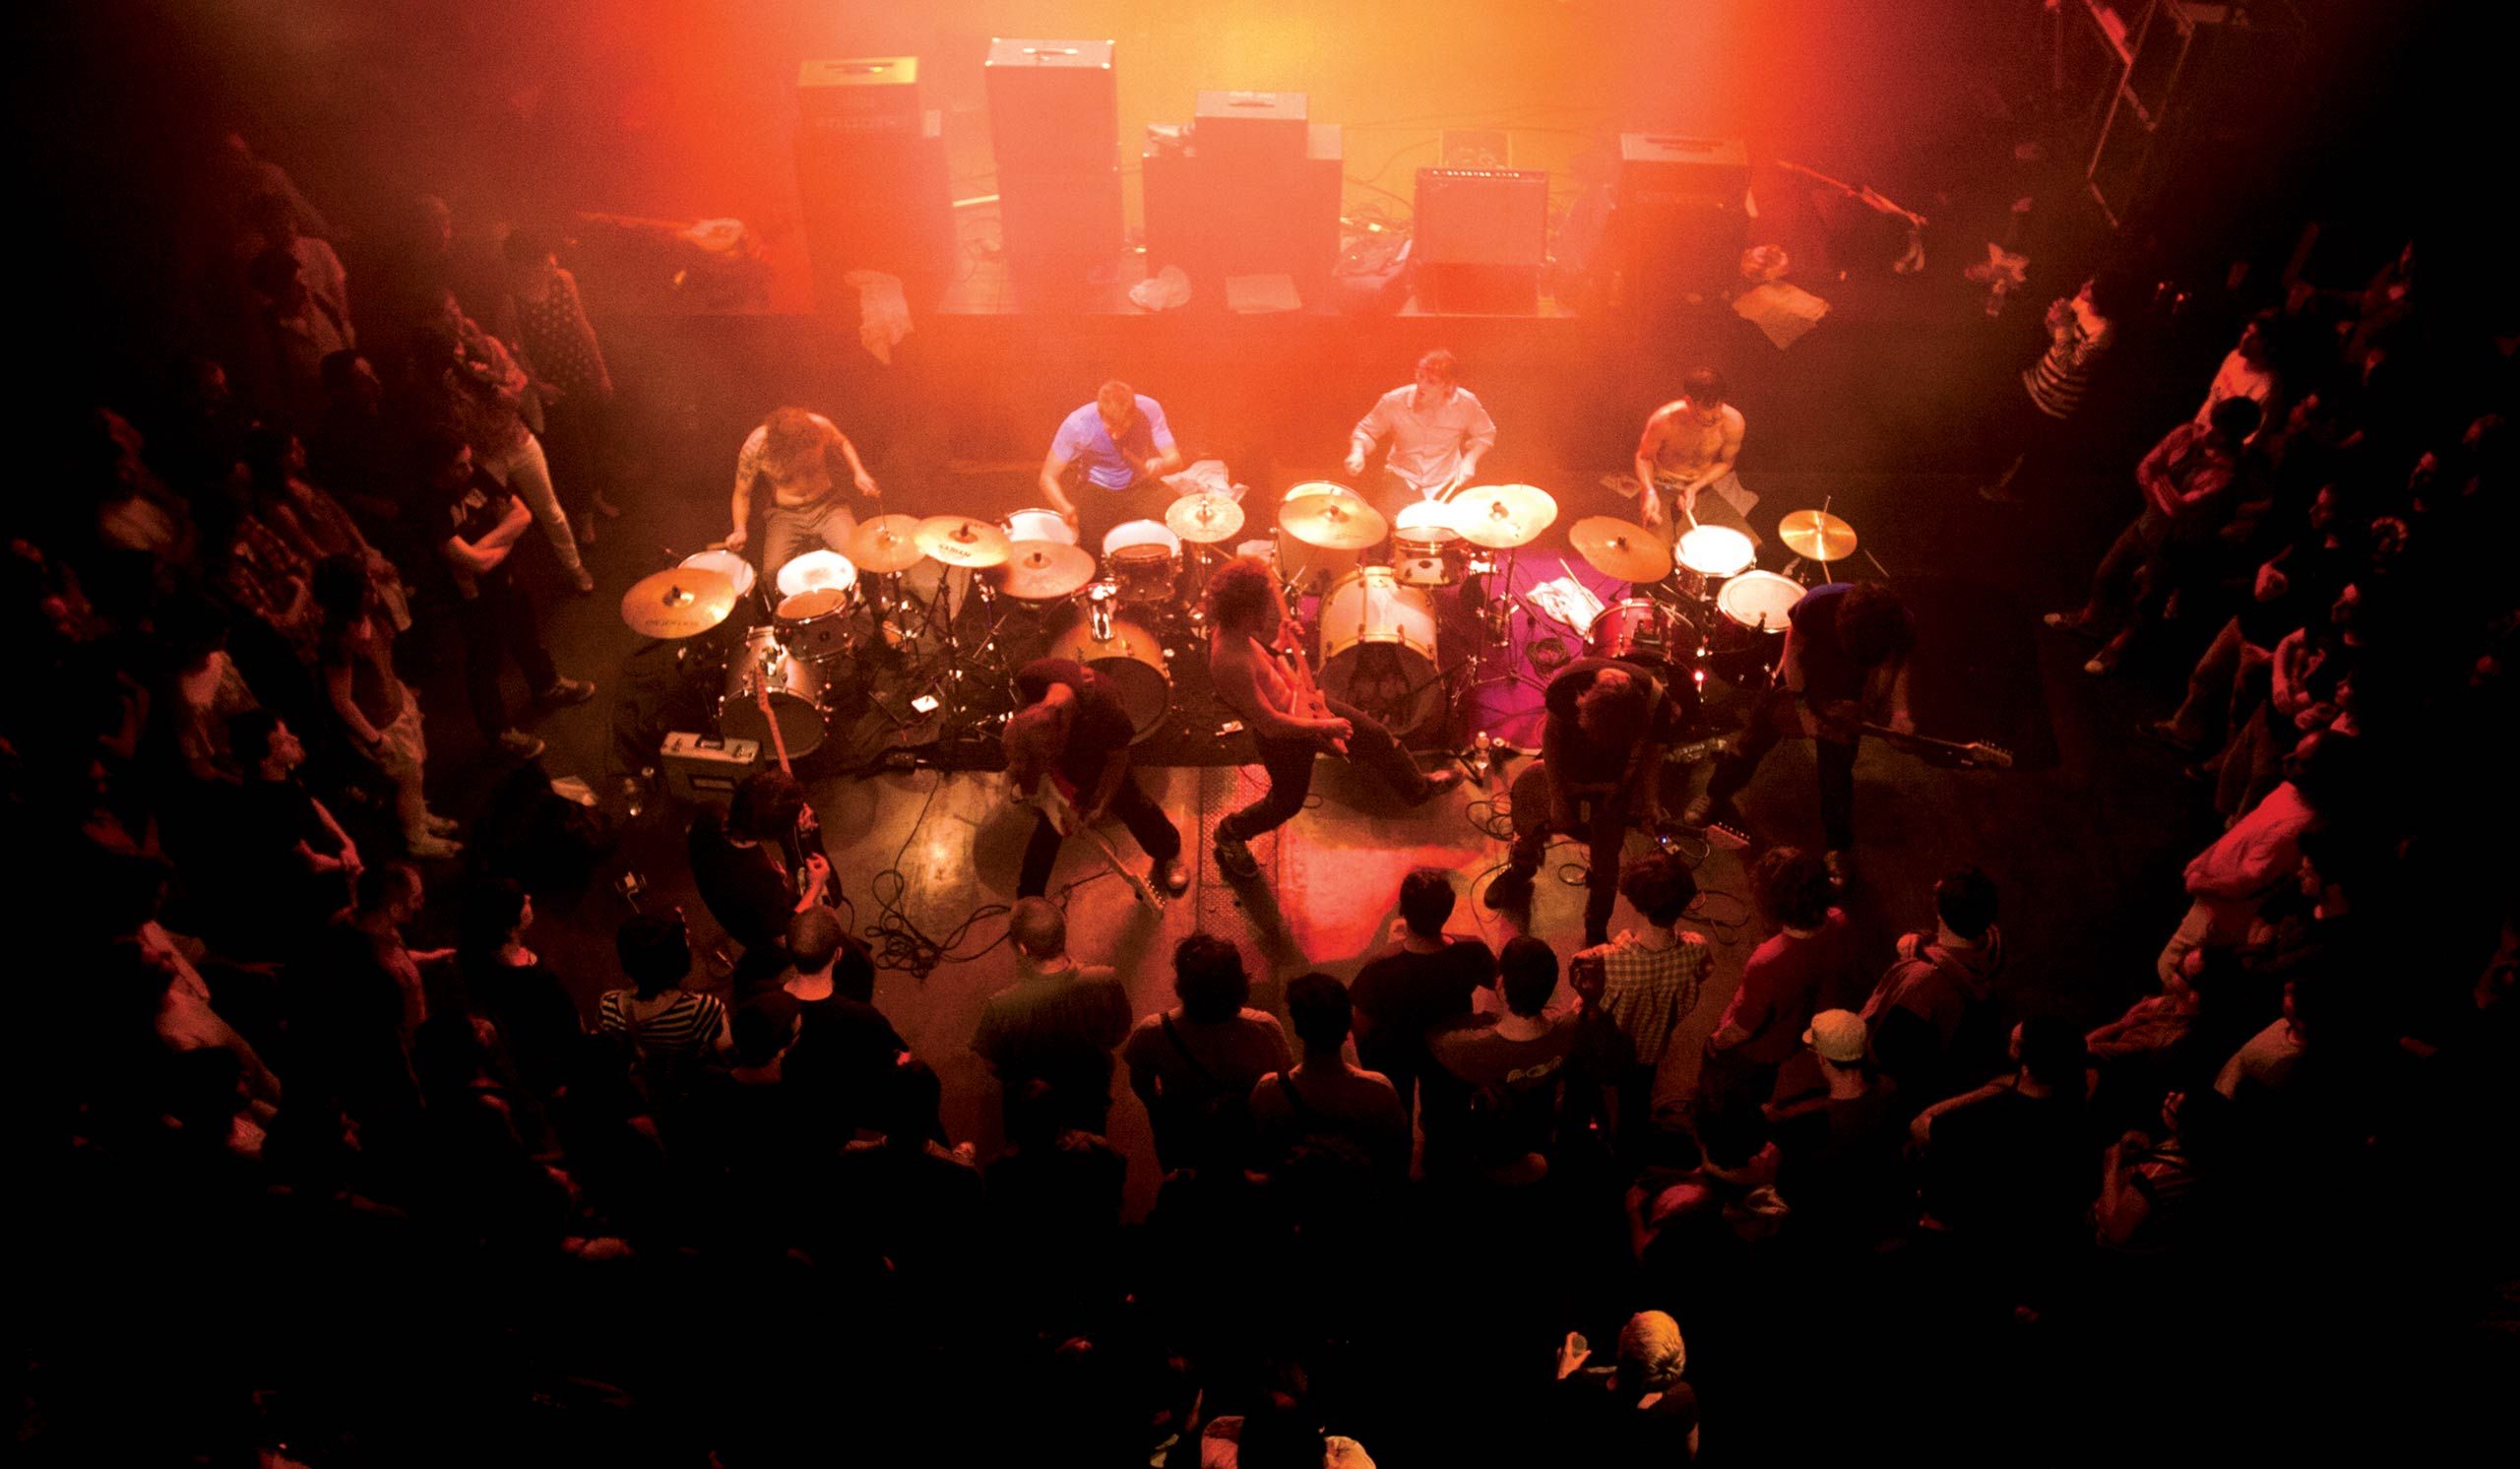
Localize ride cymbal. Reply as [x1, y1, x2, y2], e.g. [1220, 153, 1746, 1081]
[1568, 515, 1674, 582]
[619, 566, 737, 639]
[996, 542, 1099, 601]
[1279, 492, 1389, 549]
[1778, 509, 1857, 563]
[914, 515, 1013, 568]
[1166, 491, 1245, 543]
[1450, 483, 1559, 548]
[846, 514, 927, 573]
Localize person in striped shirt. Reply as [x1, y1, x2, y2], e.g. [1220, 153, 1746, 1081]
[1981, 271, 2138, 502]
[598, 912, 732, 1086]
[1574, 854, 1714, 1131]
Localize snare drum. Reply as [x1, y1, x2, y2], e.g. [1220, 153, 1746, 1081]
[773, 587, 854, 661]
[1315, 566, 1442, 737]
[1673, 525, 1756, 601]
[718, 627, 835, 758]
[1390, 500, 1468, 588]
[1001, 507, 1078, 546]
[1102, 520, 1182, 607]
[1715, 569, 1804, 654]
[1588, 598, 1696, 670]
[1049, 592, 1172, 742]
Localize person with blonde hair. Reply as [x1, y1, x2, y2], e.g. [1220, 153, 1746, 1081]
[1553, 1309, 1701, 1459]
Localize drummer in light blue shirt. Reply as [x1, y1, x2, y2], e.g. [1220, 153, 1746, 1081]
[1040, 380, 1184, 549]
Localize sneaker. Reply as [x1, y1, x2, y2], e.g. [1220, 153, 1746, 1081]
[1681, 792, 1722, 828]
[1411, 766, 1464, 803]
[497, 730, 547, 761]
[575, 513, 598, 546]
[423, 812, 462, 834]
[570, 566, 597, 595]
[2082, 649, 2118, 676]
[1213, 835, 1261, 881]
[592, 490, 625, 520]
[538, 676, 597, 706]
[1824, 848, 1855, 892]
[1482, 869, 1536, 911]
[2042, 610, 2097, 636]
[1153, 856, 1192, 896]
[406, 833, 465, 860]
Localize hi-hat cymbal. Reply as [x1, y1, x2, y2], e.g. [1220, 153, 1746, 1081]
[1279, 492, 1389, 549]
[848, 514, 927, 573]
[996, 541, 1098, 601]
[914, 515, 1013, 568]
[1569, 516, 1674, 583]
[619, 565, 737, 639]
[1166, 490, 1245, 543]
[1450, 483, 1559, 548]
[1778, 509, 1857, 562]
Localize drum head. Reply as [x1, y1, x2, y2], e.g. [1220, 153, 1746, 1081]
[1001, 508, 1078, 546]
[681, 547, 756, 599]
[1392, 500, 1461, 541]
[1717, 571, 1803, 631]
[776, 549, 857, 601]
[777, 588, 849, 621]
[1677, 525, 1756, 577]
[1102, 519, 1181, 557]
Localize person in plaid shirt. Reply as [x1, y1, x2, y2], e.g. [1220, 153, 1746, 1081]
[1574, 854, 1713, 1128]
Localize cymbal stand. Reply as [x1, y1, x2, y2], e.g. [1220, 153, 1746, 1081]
[897, 568, 1024, 741]
[1452, 543, 1549, 704]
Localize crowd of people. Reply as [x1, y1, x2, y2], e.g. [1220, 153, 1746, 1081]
[12, 133, 2515, 1465]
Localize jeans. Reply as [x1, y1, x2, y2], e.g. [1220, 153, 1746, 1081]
[1503, 785, 1634, 946]
[759, 496, 862, 590]
[480, 434, 584, 576]
[1706, 687, 1859, 851]
[1017, 770, 1181, 897]
[1216, 696, 1430, 843]
[456, 575, 559, 739]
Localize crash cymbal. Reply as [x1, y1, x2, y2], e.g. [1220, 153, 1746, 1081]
[1279, 492, 1389, 549]
[847, 514, 927, 573]
[1166, 490, 1245, 543]
[1568, 516, 1674, 583]
[619, 565, 738, 639]
[1778, 509, 1857, 563]
[1450, 483, 1559, 548]
[996, 541, 1098, 601]
[914, 515, 1013, 569]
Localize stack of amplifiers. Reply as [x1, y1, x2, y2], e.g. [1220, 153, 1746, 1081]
[1615, 134, 1750, 312]
[793, 57, 953, 312]
[1412, 167, 1551, 313]
[1142, 97, 1343, 302]
[985, 38, 1123, 282]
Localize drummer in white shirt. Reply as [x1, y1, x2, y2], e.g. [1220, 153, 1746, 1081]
[1345, 350, 1497, 515]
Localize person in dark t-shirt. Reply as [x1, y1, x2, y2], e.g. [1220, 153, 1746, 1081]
[1352, 868, 1497, 1124]
[1425, 935, 1578, 1182]
[1004, 657, 1185, 898]
[1486, 658, 1686, 945]
[1690, 580, 1914, 887]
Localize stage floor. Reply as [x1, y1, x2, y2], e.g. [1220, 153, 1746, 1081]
[408, 424, 2225, 1221]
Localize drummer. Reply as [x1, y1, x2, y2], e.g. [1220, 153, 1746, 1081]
[1040, 380, 1185, 552]
[725, 406, 883, 585]
[1631, 367, 1757, 547]
[1345, 349, 1497, 516]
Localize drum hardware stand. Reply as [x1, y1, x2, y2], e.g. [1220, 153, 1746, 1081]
[893, 573, 1024, 744]
[1451, 545, 1551, 706]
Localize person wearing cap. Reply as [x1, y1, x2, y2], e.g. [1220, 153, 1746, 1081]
[1766, 1009, 1905, 1245]
[1552, 1309, 1701, 1461]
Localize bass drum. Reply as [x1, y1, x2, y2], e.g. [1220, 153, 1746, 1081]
[1048, 600, 1173, 743]
[1588, 598, 1697, 671]
[1315, 566, 1442, 738]
[718, 627, 834, 759]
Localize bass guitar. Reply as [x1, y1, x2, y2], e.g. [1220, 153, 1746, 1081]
[1505, 746, 1749, 853]
[1022, 775, 1165, 911]
[753, 676, 839, 907]
[1859, 723, 2013, 769]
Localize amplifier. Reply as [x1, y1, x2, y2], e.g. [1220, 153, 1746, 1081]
[1618, 134, 1751, 206]
[793, 105, 953, 310]
[661, 731, 760, 804]
[985, 37, 1118, 171]
[1414, 168, 1549, 267]
[1194, 90, 1308, 166]
[1143, 122, 1342, 295]
[797, 56, 922, 135]
[1615, 136, 1748, 311]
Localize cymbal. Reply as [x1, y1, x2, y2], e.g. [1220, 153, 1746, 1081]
[1568, 516, 1674, 583]
[619, 565, 738, 639]
[1449, 483, 1558, 548]
[1279, 492, 1389, 549]
[996, 541, 1098, 601]
[1778, 509, 1857, 562]
[1166, 490, 1245, 543]
[914, 515, 1013, 569]
[848, 514, 927, 573]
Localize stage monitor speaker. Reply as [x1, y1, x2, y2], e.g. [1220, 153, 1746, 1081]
[985, 37, 1118, 171]
[1413, 167, 1547, 313]
[1193, 90, 1308, 166]
[797, 56, 923, 135]
[794, 103, 952, 312]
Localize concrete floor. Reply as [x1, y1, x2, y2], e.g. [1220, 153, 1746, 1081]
[423, 418, 2224, 1222]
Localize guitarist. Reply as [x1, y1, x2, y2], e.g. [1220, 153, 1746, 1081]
[1484, 659, 1687, 946]
[1206, 556, 1460, 879]
[1005, 657, 1190, 900]
[1684, 580, 1916, 891]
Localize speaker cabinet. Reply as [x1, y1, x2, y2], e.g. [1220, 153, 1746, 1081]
[984, 37, 1118, 170]
[794, 60, 951, 311]
[1413, 167, 1548, 312]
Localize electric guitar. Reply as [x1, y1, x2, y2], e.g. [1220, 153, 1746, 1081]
[1273, 616, 1347, 755]
[753, 677, 840, 907]
[1858, 723, 2014, 769]
[1024, 774, 1164, 911]
[1505, 745, 1749, 852]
